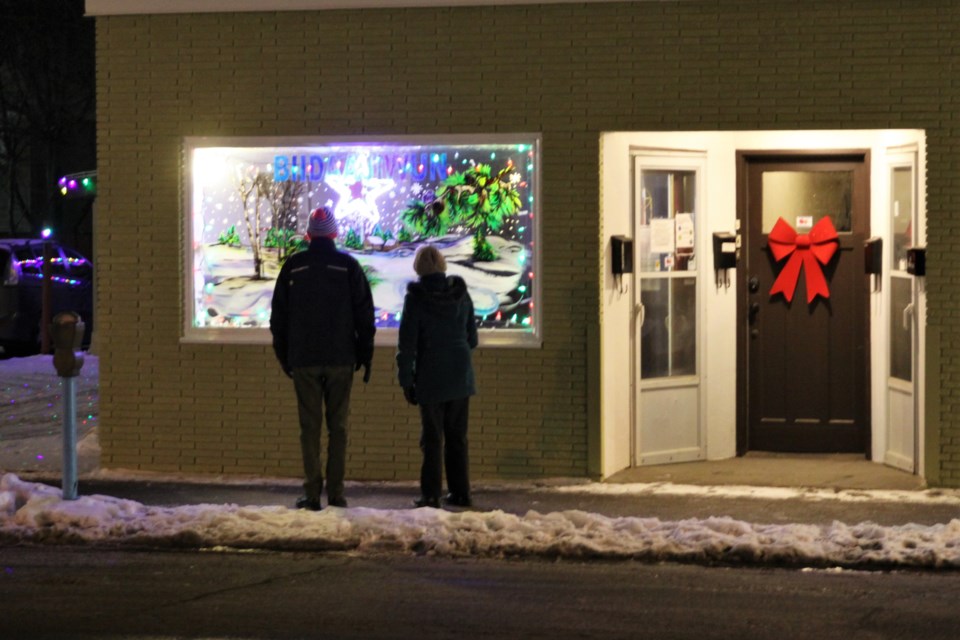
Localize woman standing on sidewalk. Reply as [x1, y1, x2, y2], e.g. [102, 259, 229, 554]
[396, 244, 478, 508]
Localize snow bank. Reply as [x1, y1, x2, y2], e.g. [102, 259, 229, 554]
[551, 481, 960, 505]
[2, 473, 960, 569]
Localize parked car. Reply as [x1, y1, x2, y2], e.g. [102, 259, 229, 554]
[0, 238, 93, 356]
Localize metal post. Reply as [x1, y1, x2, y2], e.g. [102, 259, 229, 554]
[51, 311, 84, 501]
[61, 376, 78, 500]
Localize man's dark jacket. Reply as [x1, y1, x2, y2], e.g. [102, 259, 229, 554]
[270, 237, 376, 372]
[396, 273, 478, 404]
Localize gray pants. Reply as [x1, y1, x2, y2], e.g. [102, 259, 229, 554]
[292, 365, 354, 501]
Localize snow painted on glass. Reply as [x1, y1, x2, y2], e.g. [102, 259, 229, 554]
[189, 142, 537, 331]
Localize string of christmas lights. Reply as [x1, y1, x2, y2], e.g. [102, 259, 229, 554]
[58, 171, 96, 198]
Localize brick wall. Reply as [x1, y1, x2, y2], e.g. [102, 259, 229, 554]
[95, 1, 960, 484]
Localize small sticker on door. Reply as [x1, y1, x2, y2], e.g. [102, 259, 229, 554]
[796, 215, 814, 229]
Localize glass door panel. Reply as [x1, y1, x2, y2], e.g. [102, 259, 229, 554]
[886, 157, 916, 473]
[640, 277, 696, 378]
[636, 167, 698, 382]
[889, 164, 914, 383]
[892, 166, 913, 272]
[632, 155, 703, 466]
[761, 171, 853, 233]
[890, 276, 912, 382]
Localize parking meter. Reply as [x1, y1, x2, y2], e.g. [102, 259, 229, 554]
[51, 311, 85, 377]
[50, 311, 84, 500]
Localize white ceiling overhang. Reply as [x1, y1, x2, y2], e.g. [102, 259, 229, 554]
[86, 0, 668, 16]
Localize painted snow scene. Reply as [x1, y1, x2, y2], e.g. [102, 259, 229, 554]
[188, 139, 538, 340]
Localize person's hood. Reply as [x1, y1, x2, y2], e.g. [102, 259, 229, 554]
[407, 274, 469, 314]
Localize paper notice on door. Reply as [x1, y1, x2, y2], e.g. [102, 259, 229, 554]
[650, 218, 675, 253]
[676, 213, 695, 249]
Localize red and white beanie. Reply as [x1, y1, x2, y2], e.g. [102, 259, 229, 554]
[306, 207, 338, 240]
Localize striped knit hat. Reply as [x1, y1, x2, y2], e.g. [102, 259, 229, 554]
[306, 207, 338, 239]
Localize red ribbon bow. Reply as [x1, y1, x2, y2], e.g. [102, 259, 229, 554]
[768, 216, 839, 303]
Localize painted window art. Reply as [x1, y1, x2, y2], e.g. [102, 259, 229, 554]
[183, 136, 541, 346]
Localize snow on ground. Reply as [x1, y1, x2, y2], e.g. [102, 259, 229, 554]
[553, 481, 960, 506]
[2, 473, 960, 569]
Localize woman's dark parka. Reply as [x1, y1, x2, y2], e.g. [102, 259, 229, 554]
[396, 273, 478, 404]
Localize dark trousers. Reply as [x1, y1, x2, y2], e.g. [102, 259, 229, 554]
[292, 365, 354, 501]
[418, 396, 471, 499]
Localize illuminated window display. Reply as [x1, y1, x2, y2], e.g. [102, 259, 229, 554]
[183, 136, 541, 346]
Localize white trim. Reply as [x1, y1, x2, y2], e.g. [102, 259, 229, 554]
[600, 129, 927, 480]
[86, 0, 662, 16]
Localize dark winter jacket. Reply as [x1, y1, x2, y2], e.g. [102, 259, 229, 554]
[270, 238, 376, 371]
[396, 273, 478, 404]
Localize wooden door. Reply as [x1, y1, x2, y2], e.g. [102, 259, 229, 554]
[737, 152, 870, 453]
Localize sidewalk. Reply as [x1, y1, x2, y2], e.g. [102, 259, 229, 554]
[9, 441, 952, 529]
[3, 354, 960, 567]
[22, 467, 960, 529]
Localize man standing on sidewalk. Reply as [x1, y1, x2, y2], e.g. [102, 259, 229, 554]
[270, 207, 376, 511]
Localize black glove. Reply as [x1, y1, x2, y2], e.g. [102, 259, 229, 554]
[356, 361, 371, 383]
[403, 386, 417, 406]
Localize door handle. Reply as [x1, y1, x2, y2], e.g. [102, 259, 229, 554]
[902, 302, 915, 331]
[635, 303, 645, 327]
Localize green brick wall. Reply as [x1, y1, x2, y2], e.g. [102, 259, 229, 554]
[95, 0, 960, 485]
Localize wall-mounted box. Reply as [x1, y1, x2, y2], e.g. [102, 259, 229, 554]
[611, 235, 633, 275]
[712, 232, 737, 270]
[864, 237, 882, 275]
[906, 246, 926, 276]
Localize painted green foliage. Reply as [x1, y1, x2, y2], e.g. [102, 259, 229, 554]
[362, 264, 382, 289]
[400, 199, 450, 240]
[264, 228, 307, 266]
[343, 227, 364, 250]
[372, 224, 394, 243]
[400, 163, 521, 261]
[218, 225, 242, 247]
[395, 226, 413, 244]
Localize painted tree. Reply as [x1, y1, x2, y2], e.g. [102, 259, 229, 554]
[400, 198, 450, 240]
[343, 226, 364, 250]
[232, 164, 265, 280]
[262, 175, 306, 264]
[437, 162, 521, 261]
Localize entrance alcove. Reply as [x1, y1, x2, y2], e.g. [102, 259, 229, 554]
[599, 130, 927, 483]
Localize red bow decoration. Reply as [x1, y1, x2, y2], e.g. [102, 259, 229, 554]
[768, 216, 839, 303]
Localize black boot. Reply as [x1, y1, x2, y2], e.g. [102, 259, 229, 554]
[413, 496, 440, 508]
[295, 496, 322, 511]
[442, 493, 472, 507]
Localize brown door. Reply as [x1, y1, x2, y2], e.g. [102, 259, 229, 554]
[737, 152, 870, 453]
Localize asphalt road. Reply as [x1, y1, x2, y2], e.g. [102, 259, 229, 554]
[2, 544, 960, 639]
